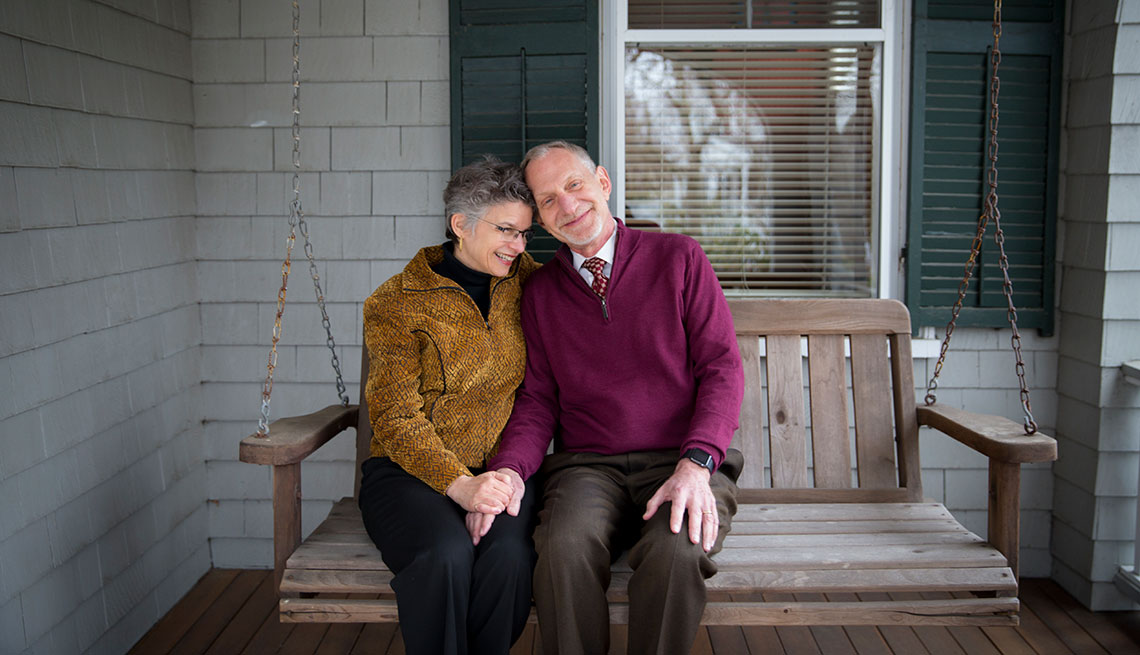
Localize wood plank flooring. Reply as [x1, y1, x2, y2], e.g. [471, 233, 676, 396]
[130, 570, 1140, 654]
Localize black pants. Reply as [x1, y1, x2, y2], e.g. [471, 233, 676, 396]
[358, 457, 539, 655]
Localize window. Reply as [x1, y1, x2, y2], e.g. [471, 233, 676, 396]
[603, 1, 902, 295]
[450, 1, 1058, 317]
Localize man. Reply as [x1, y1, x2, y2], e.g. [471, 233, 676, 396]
[479, 141, 744, 654]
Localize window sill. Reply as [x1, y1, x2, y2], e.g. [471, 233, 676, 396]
[1122, 360, 1140, 386]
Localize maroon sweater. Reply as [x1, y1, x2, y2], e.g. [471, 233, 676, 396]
[488, 220, 744, 480]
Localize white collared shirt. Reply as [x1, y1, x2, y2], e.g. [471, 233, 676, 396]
[571, 221, 618, 287]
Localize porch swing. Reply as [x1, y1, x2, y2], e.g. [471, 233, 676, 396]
[240, 0, 1056, 628]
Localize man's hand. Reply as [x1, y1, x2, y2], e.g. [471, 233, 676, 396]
[643, 459, 719, 552]
[445, 470, 515, 513]
[498, 468, 526, 517]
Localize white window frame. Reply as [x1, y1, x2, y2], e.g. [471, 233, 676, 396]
[599, 1, 910, 300]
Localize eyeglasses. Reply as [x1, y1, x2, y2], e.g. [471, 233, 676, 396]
[472, 216, 535, 243]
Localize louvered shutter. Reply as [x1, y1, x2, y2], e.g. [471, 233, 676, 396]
[450, 0, 599, 263]
[906, 0, 1062, 332]
[927, 0, 1056, 21]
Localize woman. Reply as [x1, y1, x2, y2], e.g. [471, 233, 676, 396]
[358, 157, 540, 655]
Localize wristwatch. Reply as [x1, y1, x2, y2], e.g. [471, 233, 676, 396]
[682, 448, 715, 474]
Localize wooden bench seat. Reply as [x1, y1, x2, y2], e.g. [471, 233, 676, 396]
[275, 498, 1019, 625]
[240, 298, 1056, 628]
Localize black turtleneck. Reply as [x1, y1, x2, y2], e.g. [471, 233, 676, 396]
[432, 241, 492, 319]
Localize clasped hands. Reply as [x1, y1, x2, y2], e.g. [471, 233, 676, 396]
[445, 468, 525, 545]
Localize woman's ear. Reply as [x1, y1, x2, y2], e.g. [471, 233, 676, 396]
[449, 213, 469, 239]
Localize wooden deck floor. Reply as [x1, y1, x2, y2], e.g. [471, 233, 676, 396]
[130, 569, 1140, 654]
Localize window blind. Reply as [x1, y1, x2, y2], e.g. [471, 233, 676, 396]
[624, 45, 877, 294]
[628, 0, 880, 29]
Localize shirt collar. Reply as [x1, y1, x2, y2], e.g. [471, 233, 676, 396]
[570, 220, 618, 271]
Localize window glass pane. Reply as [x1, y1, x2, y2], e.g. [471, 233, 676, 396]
[624, 45, 878, 294]
[628, 1, 880, 29]
[629, 1, 748, 28]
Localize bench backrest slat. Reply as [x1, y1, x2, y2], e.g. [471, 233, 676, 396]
[733, 336, 766, 490]
[890, 333, 922, 497]
[766, 334, 809, 487]
[354, 345, 372, 498]
[354, 298, 922, 502]
[807, 334, 851, 488]
[850, 333, 898, 488]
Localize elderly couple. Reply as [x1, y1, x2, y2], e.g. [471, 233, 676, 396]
[359, 141, 745, 655]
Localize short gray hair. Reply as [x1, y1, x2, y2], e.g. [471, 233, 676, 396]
[520, 141, 596, 177]
[443, 156, 533, 242]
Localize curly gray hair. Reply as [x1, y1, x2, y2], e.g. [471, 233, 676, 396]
[443, 156, 533, 242]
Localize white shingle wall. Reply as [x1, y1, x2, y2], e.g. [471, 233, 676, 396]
[1050, 0, 1140, 611]
[0, 1, 206, 653]
[193, 0, 451, 570]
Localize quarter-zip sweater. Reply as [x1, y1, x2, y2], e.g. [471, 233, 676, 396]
[488, 220, 744, 480]
[364, 244, 539, 493]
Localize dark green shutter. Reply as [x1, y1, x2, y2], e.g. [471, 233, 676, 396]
[906, 0, 1062, 334]
[449, 0, 599, 263]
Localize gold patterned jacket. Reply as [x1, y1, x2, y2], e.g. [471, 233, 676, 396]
[363, 244, 539, 493]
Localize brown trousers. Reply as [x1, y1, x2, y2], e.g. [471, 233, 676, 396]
[532, 449, 743, 655]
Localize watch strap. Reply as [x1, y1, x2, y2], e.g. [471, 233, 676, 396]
[682, 448, 715, 474]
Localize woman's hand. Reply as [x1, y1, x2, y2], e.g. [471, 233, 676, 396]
[465, 511, 496, 545]
[445, 471, 515, 513]
[458, 469, 524, 546]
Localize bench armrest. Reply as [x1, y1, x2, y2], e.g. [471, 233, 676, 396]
[238, 403, 360, 593]
[239, 404, 360, 466]
[917, 403, 1056, 580]
[916, 404, 1056, 464]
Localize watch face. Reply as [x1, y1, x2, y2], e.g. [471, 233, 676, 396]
[686, 449, 713, 471]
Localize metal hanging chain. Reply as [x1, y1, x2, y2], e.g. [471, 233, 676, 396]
[924, 0, 1037, 435]
[257, 1, 349, 438]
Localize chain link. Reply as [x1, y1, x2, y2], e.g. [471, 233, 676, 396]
[257, 1, 349, 438]
[924, 0, 1037, 435]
